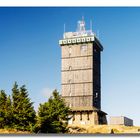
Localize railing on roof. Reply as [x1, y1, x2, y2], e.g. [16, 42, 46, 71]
[63, 30, 94, 39]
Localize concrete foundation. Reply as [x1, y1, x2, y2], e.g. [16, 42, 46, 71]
[68, 107, 107, 125]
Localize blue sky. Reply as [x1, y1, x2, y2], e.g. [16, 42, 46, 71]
[0, 7, 140, 125]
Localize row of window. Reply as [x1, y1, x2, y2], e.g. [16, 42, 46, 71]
[72, 112, 90, 121]
[67, 45, 89, 57]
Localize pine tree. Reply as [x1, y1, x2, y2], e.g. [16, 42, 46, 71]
[17, 85, 36, 131]
[12, 82, 20, 128]
[4, 95, 13, 128]
[36, 90, 70, 133]
[0, 90, 7, 128]
[12, 82, 36, 131]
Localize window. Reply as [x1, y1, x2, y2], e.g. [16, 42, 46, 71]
[81, 45, 87, 52]
[95, 92, 98, 98]
[69, 66, 72, 70]
[80, 112, 82, 120]
[87, 112, 90, 120]
[73, 113, 75, 121]
[69, 46, 72, 56]
[68, 79, 71, 83]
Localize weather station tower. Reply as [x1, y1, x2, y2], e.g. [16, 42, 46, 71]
[59, 17, 107, 125]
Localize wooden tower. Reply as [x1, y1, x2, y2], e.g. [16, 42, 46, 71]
[59, 18, 107, 125]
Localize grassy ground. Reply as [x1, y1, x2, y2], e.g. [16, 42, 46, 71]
[0, 129, 30, 134]
[68, 124, 140, 134]
[1, 125, 140, 134]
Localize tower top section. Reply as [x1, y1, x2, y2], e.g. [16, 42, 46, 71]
[59, 18, 103, 51]
[63, 17, 94, 39]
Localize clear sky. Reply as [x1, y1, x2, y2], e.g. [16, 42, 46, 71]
[0, 7, 140, 125]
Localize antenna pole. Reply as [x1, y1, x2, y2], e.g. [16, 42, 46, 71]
[82, 15, 84, 21]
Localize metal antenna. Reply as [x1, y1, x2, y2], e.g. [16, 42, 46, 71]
[82, 15, 84, 21]
[79, 16, 85, 32]
[77, 21, 79, 32]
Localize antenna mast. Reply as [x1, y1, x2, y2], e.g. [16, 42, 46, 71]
[77, 16, 86, 32]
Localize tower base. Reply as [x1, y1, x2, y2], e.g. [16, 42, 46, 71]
[68, 106, 107, 125]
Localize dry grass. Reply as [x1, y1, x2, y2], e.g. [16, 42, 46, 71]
[1, 125, 140, 134]
[68, 124, 140, 134]
[0, 129, 30, 134]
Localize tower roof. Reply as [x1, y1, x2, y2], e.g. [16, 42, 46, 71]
[59, 18, 103, 51]
[63, 17, 94, 39]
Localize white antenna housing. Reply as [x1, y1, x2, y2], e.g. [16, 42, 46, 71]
[63, 17, 94, 39]
[77, 17, 86, 32]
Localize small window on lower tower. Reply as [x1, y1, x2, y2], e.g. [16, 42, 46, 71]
[73, 113, 75, 121]
[95, 92, 98, 98]
[69, 66, 72, 70]
[68, 79, 71, 83]
[87, 112, 90, 120]
[80, 112, 82, 120]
